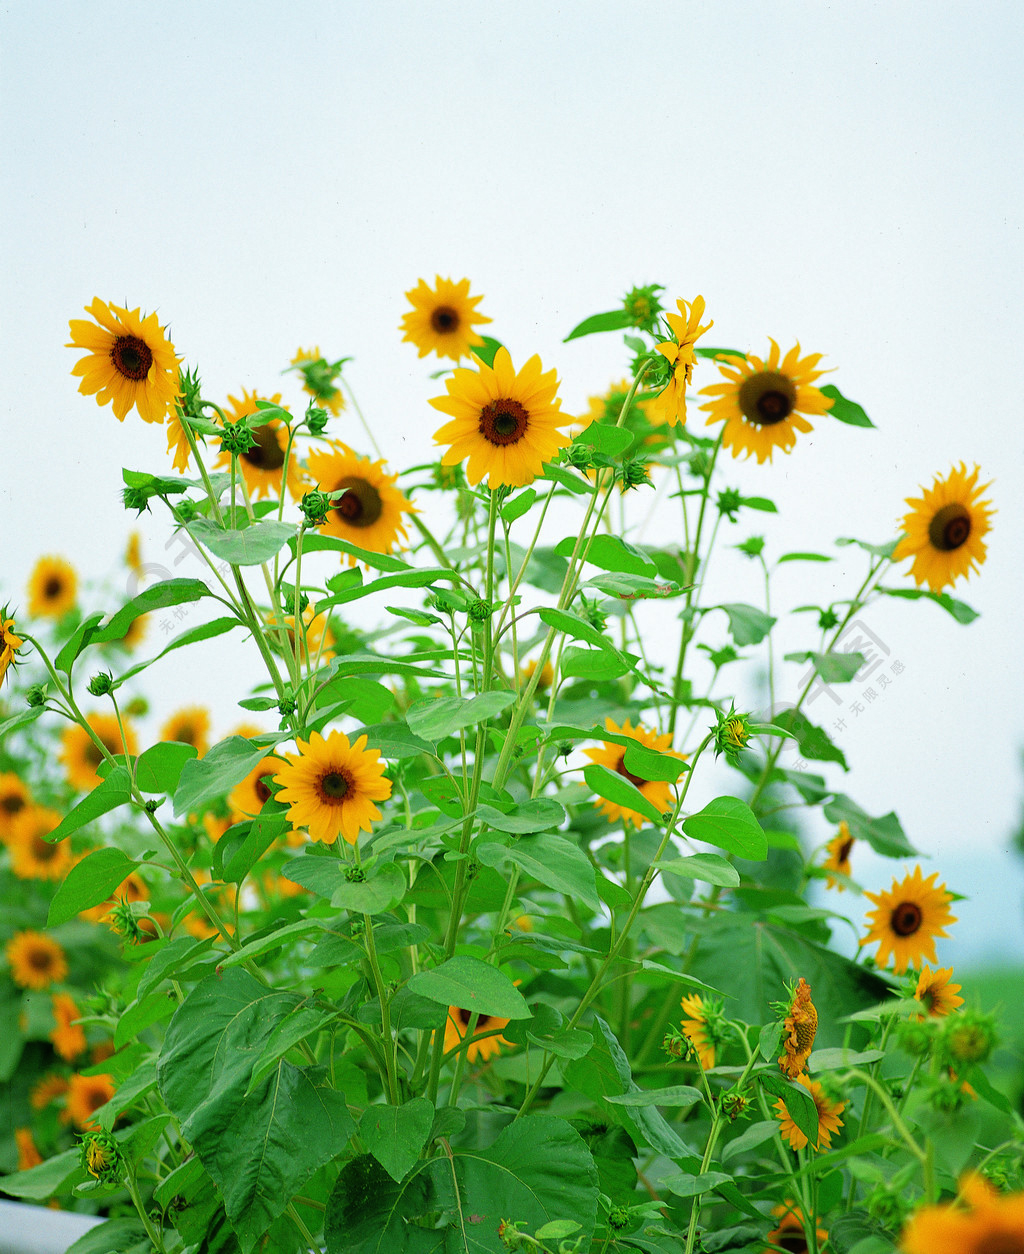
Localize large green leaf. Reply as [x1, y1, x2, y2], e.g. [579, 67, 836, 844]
[0, 1146, 87, 1198]
[824, 793, 916, 857]
[536, 607, 617, 652]
[555, 534, 656, 576]
[407, 956, 531, 1019]
[48, 847, 139, 926]
[784, 649, 865, 683]
[583, 764, 665, 825]
[714, 603, 776, 646]
[406, 691, 516, 741]
[189, 517, 296, 566]
[47, 765, 133, 842]
[158, 969, 355, 1251]
[135, 741, 198, 793]
[880, 585, 979, 624]
[173, 736, 275, 816]
[92, 578, 214, 644]
[476, 797, 565, 834]
[564, 308, 632, 341]
[477, 833, 601, 913]
[682, 796, 767, 860]
[771, 709, 848, 770]
[360, 1098, 435, 1182]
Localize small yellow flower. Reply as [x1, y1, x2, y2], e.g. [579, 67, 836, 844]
[773, 1073, 845, 1152]
[27, 557, 78, 618]
[913, 966, 964, 1019]
[680, 993, 720, 1070]
[822, 821, 855, 890]
[291, 347, 345, 416]
[649, 295, 713, 426]
[67, 298, 180, 424]
[861, 866, 957, 975]
[214, 389, 305, 501]
[763, 1201, 828, 1254]
[15, 1127, 43, 1171]
[304, 442, 415, 565]
[892, 463, 994, 593]
[273, 730, 392, 845]
[1, 610, 24, 687]
[228, 756, 286, 822]
[60, 713, 138, 792]
[401, 276, 491, 362]
[6, 930, 69, 990]
[779, 978, 818, 1079]
[125, 532, 143, 575]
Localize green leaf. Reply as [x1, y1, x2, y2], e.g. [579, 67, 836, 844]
[189, 517, 296, 565]
[219, 802, 289, 883]
[55, 611, 106, 673]
[295, 533, 414, 571]
[407, 955, 532, 1019]
[47, 766, 133, 843]
[654, 853, 740, 888]
[820, 383, 875, 428]
[135, 741, 198, 793]
[556, 533, 656, 576]
[0, 706, 44, 738]
[280, 852, 345, 899]
[758, 1022, 784, 1062]
[740, 495, 778, 513]
[823, 794, 916, 857]
[331, 861, 407, 915]
[540, 461, 596, 495]
[758, 1071, 819, 1144]
[808, 1047, 885, 1071]
[92, 578, 214, 644]
[784, 649, 865, 683]
[0, 1146, 87, 1199]
[606, 1085, 703, 1109]
[879, 586, 979, 624]
[316, 567, 449, 611]
[585, 571, 685, 600]
[536, 607, 616, 652]
[406, 690, 515, 741]
[778, 551, 833, 563]
[836, 535, 900, 560]
[478, 833, 601, 913]
[720, 1120, 780, 1164]
[476, 797, 566, 834]
[560, 645, 635, 681]
[359, 722, 434, 760]
[500, 487, 537, 524]
[247, 1002, 341, 1092]
[48, 847, 139, 927]
[715, 603, 776, 646]
[173, 736, 274, 816]
[583, 764, 665, 825]
[218, 920, 324, 969]
[622, 740, 687, 782]
[360, 1098, 435, 1183]
[63, 1219, 149, 1254]
[573, 423, 634, 457]
[682, 796, 767, 860]
[660, 1171, 733, 1198]
[771, 709, 848, 770]
[564, 308, 632, 341]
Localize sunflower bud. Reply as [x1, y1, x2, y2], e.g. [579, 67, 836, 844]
[942, 1010, 998, 1066]
[220, 421, 257, 458]
[87, 672, 115, 697]
[276, 695, 296, 718]
[432, 462, 465, 492]
[79, 1130, 123, 1183]
[619, 456, 652, 491]
[721, 1088, 752, 1121]
[282, 590, 309, 617]
[607, 1204, 632, 1231]
[621, 283, 664, 333]
[177, 366, 204, 421]
[818, 608, 840, 631]
[897, 1018, 935, 1057]
[345, 865, 366, 883]
[578, 595, 607, 633]
[299, 490, 331, 527]
[124, 696, 149, 717]
[737, 535, 765, 558]
[26, 683, 47, 708]
[467, 598, 493, 623]
[564, 443, 594, 471]
[688, 450, 714, 479]
[713, 707, 753, 763]
[305, 404, 330, 435]
[717, 488, 743, 521]
[497, 1220, 526, 1249]
[175, 499, 202, 523]
[108, 899, 148, 944]
[122, 486, 151, 515]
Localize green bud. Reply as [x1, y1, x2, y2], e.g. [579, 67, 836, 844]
[345, 866, 366, 883]
[277, 695, 296, 718]
[177, 366, 204, 420]
[220, 421, 257, 458]
[717, 488, 743, 521]
[305, 404, 330, 435]
[621, 283, 664, 333]
[607, 1205, 631, 1231]
[299, 490, 331, 527]
[578, 595, 607, 632]
[282, 589, 310, 617]
[80, 1130, 123, 1184]
[25, 683, 47, 708]
[713, 706, 753, 763]
[897, 1019, 934, 1057]
[564, 443, 594, 471]
[432, 462, 465, 492]
[818, 608, 840, 631]
[942, 1010, 998, 1066]
[87, 672, 114, 697]
[619, 456, 652, 491]
[122, 486, 151, 515]
[467, 598, 493, 623]
[124, 696, 149, 717]
[175, 499, 202, 523]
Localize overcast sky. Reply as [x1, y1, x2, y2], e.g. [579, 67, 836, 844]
[2, 0, 1023, 965]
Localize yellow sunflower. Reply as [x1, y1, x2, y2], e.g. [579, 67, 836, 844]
[700, 340, 833, 463]
[213, 389, 305, 500]
[861, 865, 956, 975]
[160, 706, 211, 757]
[900, 1173, 1024, 1254]
[291, 347, 345, 416]
[64, 1072, 115, 1131]
[67, 298, 180, 424]
[680, 993, 719, 1070]
[442, 1005, 512, 1063]
[50, 992, 87, 1061]
[60, 712, 138, 792]
[913, 966, 964, 1019]
[305, 441, 415, 564]
[0, 773, 31, 842]
[273, 729, 392, 845]
[400, 276, 491, 362]
[773, 1073, 845, 1152]
[16, 1127, 43, 1172]
[121, 613, 149, 651]
[892, 463, 994, 593]
[822, 821, 855, 891]
[31, 1073, 69, 1109]
[6, 930, 69, 990]
[27, 556, 78, 618]
[779, 978, 818, 1080]
[9, 807, 71, 881]
[431, 347, 570, 489]
[125, 532, 143, 576]
[228, 756, 286, 822]
[649, 295, 713, 426]
[583, 716, 685, 829]
[763, 1201, 828, 1254]
[166, 409, 192, 472]
[1, 610, 24, 687]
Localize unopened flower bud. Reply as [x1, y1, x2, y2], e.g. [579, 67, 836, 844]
[299, 490, 331, 527]
[220, 421, 257, 458]
[943, 1011, 998, 1066]
[26, 684, 47, 708]
[80, 1130, 123, 1183]
[87, 672, 114, 697]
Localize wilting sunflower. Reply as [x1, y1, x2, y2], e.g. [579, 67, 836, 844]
[6, 930, 68, 990]
[0, 772, 31, 842]
[228, 756, 285, 821]
[763, 1201, 828, 1254]
[15, 1127, 43, 1172]
[680, 993, 723, 1069]
[700, 340, 833, 463]
[64, 1072, 115, 1131]
[291, 347, 345, 416]
[649, 295, 713, 426]
[892, 463, 994, 593]
[401, 276, 491, 362]
[304, 440, 415, 563]
[166, 409, 192, 472]
[773, 1073, 845, 1152]
[900, 1172, 1024, 1254]
[9, 807, 71, 881]
[914, 966, 964, 1019]
[1, 610, 24, 687]
[273, 729, 392, 845]
[31, 1073, 69, 1110]
[861, 865, 957, 974]
[60, 712, 138, 792]
[583, 716, 685, 829]
[27, 556, 78, 618]
[50, 992, 87, 1061]
[67, 298, 180, 424]
[431, 347, 570, 489]
[160, 706, 211, 757]
[779, 978, 818, 1079]
[822, 821, 855, 891]
[442, 1005, 512, 1063]
[213, 389, 305, 500]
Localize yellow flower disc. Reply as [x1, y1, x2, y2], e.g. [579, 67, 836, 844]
[913, 966, 965, 1019]
[160, 706, 211, 757]
[9, 807, 71, 881]
[6, 930, 68, 990]
[213, 389, 305, 501]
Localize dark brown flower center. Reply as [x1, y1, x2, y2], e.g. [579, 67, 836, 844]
[317, 770, 351, 804]
[928, 503, 971, 552]
[111, 335, 153, 381]
[457, 1008, 493, 1030]
[31, 835, 57, 862]
[44, 577, 65, 600]
[837, 838, 854, 864]
[1, 793, 25, 816]
[479, 398, 529, 447]
[891, 901, 922, 936]
[776, 1234, 809, 1254]
[29, 947, 54, 972]
[975, 1236, 1024, 1254]
[254, 770, 275, 804]
[431, 305, 459, 334]
[738, 370, 796, 426]
[241, 424, 286, 471]
[333, 476, 383, 528]
[615, 754, 647, 789]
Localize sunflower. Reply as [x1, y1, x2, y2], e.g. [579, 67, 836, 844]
[305, 441, 415, 563]
[649, 296, 713, 426]
[213, 389, 305, 500]
[900, 1173, 1024, 1254]
[80, 871, 149, 923]
[31, 1072, 69, 1110]
[401, 276, 491, 362]
[861, 866, 956, 975]
[291, 347, 345, 416]
[121, 613, 149, 650]
[9, 807, 71, 881]
[583, 717, 685, 829]
[700, 340, 833, 463]
[779, 978, 818, 1080]
[125, 532, 143, 575]
[892, 464, 994, 594]
[913, 966, 964, 1019]
[27, 556, 78, 618]
[680, 993, 722, 1070]
[822, 821, 855, 891]
[519, 657, 555, 694]
[60, 712, 137, 792]
[273, 730, 392, 845]
[763, 1201, 828, 1254]
[1, 610, 24, 687]
[202, 811, 231, 843]
[773, 1073, 845, 1152]
[64, 1072, 115, 1131]
[50, 992, 87, 1061]
[6, 930, 68, 990]
[228, 756, 286, 822]
[0, 773, 31, 842]
[160, 706, 211, 757]
[166, 409, 192, 472]
[16, 1127, 43, 1172]
[442, 1005, 512, 1063]
[431, 347, 570, 489]
[67, 298, 180, 424]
